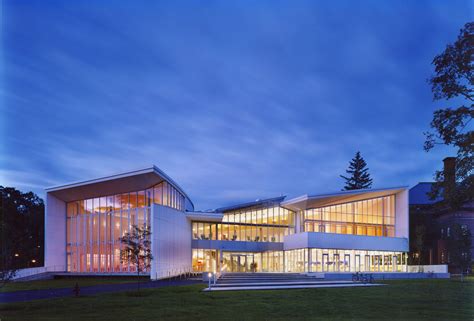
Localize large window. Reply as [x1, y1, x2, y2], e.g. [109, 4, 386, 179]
[285, 248, 407, 273]
[66, 181, 186, 273]
[192, 206, 295, 243]
[303, 195, 396, 237]
[190, 248, 407, 273]
[192, 249, 218, 273]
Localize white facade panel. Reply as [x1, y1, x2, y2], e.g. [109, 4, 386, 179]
[150, 204, 192, 280]
[395, 189, 409, 239]
[284, 232, 409, 252]
[44, 193, 66, 269]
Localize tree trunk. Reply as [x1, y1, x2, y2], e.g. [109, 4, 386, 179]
[137, 269, 140, 292]
[137, 255, 140, 293]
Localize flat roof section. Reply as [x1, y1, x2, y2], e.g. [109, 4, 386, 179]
[214, 195, 286, 213]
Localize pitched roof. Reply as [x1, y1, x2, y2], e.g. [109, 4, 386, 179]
[409, 182, 443, 205]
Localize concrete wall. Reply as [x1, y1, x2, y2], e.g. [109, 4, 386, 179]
[395, 189, 409, 239]
[407, 264, 448, 273]
[44, 193, 66, 269]
[150, 204, 192, 280]
[284, 232, 409, 252]
[13, 265, 65, 281]
[192, 240, 284, 252]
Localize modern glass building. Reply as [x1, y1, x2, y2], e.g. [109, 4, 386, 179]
[45, 166, 409, 278]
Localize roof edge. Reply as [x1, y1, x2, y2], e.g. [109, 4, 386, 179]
[282, 186, 408, 205]
[45, 165, 194, 208]
[214, 195, 286, 212]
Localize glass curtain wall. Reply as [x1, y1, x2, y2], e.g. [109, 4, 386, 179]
[192, 206, 295, 242]
[192, 249, 218, 273]
[303, 195, 396, 237]
[221, 252, 283, 273]
[191, 248, 407, 273]
[285, 248, 407, 273]
[66, 181, 186, 272]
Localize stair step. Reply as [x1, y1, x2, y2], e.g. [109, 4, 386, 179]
[214, 280, 353, 287]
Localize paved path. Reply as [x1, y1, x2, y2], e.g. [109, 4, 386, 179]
[0, 279, 200, 303]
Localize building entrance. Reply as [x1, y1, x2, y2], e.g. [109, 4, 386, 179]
[229, 254, 255, 272]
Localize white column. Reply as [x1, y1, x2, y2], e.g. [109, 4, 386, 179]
[308, 249, 312, 273]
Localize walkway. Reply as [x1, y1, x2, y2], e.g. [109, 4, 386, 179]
[0, 278, 199, 303]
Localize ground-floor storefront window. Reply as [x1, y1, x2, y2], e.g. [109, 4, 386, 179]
[192, 248, 407, 273]
[286, 249, 407, 273]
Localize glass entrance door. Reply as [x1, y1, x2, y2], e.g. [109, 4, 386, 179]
[230, 254, 254, 272]
[322, 254, 329, 272]
[344, 254, 351, 272]
[355, 255, 361, 272]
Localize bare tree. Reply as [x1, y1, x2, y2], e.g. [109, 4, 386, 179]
[119, 225, 153, 292]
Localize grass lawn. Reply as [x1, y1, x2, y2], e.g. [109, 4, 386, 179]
[1, 278, 473, 321]
[0, 277, 148, 293]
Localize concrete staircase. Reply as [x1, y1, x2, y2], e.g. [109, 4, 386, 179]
[217, 272, 322, 285]
[202, 272, 381, 291]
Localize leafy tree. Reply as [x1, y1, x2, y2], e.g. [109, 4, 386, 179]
[424, 22, 474, 207]
[119, 225, 153, 292]
[446, 224, 472, 281]
[414, 225, 427, 270]
[0, 186, 44, 287]
[340, 151, 373, 190]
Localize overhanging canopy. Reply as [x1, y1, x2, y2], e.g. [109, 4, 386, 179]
[45, 165, 192, 205]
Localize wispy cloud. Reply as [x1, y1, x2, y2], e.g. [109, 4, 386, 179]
[1, 1, 470, 209]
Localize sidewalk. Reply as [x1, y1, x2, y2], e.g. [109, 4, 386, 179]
[0, 279, 200, 303]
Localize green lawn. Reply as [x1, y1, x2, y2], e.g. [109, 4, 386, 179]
[1, 278, 473, 321]
[0, 277, 148, 293]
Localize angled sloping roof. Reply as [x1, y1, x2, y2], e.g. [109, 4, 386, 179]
[185, 211, 224, 222]
[409, 182, 443, 205]
[281, 186, 408, 211]
[45, 165, 193, 208]
[214, 195, 286, 212]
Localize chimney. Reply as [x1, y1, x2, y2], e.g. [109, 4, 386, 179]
[443, 157, 456, 199]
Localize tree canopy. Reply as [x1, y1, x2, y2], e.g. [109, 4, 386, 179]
[0, 186, 44, 270]
[424, 22, 474, 207]
[119, 225, 153, 291]
[340, 151, 373, 190]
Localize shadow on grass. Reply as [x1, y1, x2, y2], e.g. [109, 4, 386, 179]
[125, 291, 153, 297]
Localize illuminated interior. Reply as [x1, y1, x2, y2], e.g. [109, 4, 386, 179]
[303, 195, 396, 237]
[192, 206, 295, 242]
[66, 181, 185, 272]
[285, 248, 407, 273]
[191, 249, 406, 273]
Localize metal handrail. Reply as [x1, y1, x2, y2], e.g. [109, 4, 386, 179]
[12, 265, 66, 279]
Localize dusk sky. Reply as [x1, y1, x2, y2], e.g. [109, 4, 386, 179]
[1, 1, 471, 210]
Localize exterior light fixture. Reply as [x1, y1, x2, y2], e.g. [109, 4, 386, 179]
[14, 253, 19, 257]
[32, 259, 36, 263]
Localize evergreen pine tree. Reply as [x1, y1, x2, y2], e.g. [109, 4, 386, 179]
[340, 151, 373, 190]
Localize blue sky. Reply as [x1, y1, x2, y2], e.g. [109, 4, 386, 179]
[1, 1, 471, 210]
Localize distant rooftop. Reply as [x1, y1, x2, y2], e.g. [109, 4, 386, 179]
[214, 195, 286, 212]
[409, 182, 443, 205]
